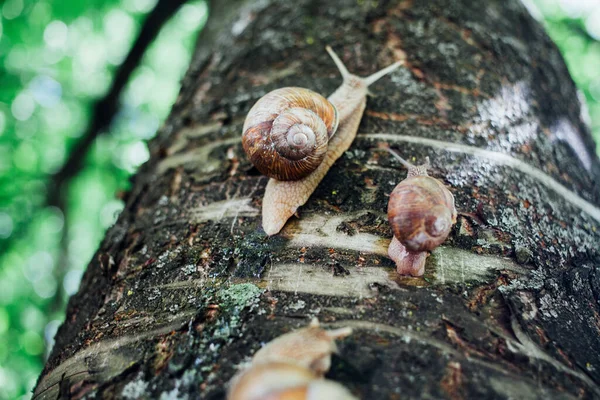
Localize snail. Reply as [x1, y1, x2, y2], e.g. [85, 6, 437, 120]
[386, 150, 457, 277]
[227, 319, 356, 400]
[242, 46, 403, 236]
[252, 318, 352, 375]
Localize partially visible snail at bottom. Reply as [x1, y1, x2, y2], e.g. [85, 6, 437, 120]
[386, 150, 457, 277]
[252, 318, 352, 376]
[227, 319, 357, 400]
[242, 46, 403, 236]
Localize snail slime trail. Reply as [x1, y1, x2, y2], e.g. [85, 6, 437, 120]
[241, 46, 402, 236]
[386, 150, 457, 277]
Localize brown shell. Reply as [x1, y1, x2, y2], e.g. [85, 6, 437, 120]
[228, 362, 357, 400]
[387, 175, 457, 252]
[242, 87, 338, 181]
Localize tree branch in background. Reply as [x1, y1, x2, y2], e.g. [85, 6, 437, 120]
[45, 0, 189, 318]
[47, 0, 189, 208]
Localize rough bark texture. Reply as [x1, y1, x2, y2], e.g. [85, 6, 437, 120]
[35, 0, 600, 399]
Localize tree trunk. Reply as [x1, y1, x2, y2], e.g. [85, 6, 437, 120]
[34, 0, 600, 399]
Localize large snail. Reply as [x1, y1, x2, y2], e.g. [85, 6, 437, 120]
[242, 46, 402, 236]
[386, 150, 457, 277]
[227, 319, 356, 400]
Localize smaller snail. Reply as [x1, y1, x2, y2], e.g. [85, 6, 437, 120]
[227, 319, 356, 400]
[386, 150, 457, 277]
[243, 46, 403, 236]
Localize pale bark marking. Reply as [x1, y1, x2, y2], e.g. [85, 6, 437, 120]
[359, 133, 600, 222]
[508, 315, 600, 396]
[34, 315, 195, 399]
[284, 211, 389, 255]
[264, 263, 396, 298]
[157, 137, 241, 174]
[189, 197, 258, 222]
[429, 246, 527, 282]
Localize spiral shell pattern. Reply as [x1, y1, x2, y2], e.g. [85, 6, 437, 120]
[242, 87, 339, 181]
[387, 175, 457, 252]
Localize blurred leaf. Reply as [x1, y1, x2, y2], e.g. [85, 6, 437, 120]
[0, 0, 207, 398]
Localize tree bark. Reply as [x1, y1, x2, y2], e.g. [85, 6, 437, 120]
[35, 0, 600, 399]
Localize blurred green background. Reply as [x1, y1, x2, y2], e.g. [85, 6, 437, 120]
[0, 0, 598, 398]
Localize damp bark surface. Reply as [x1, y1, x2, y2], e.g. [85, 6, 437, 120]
[35, 0, 600, 399]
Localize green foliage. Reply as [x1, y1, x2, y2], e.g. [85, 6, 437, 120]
[0, 0, 597, 399]
[530, 0, 600, 153]
[0, 0, 207, 398]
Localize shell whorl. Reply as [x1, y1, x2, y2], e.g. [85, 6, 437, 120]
[242, 87, 339, 181]
[387, 175, 457, 252]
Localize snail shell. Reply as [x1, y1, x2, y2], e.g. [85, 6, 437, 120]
[228, 362, 357, 400]
[242, 87, 339, 181]
[227, 361, 315, 400]
[387, 175, 457, 252]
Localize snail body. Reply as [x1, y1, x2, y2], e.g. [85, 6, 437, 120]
[227, 319, 356, 400]
[386, 152, 457, 276]
[243, 46, 402, 236]
[252, 318, 352, 375]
